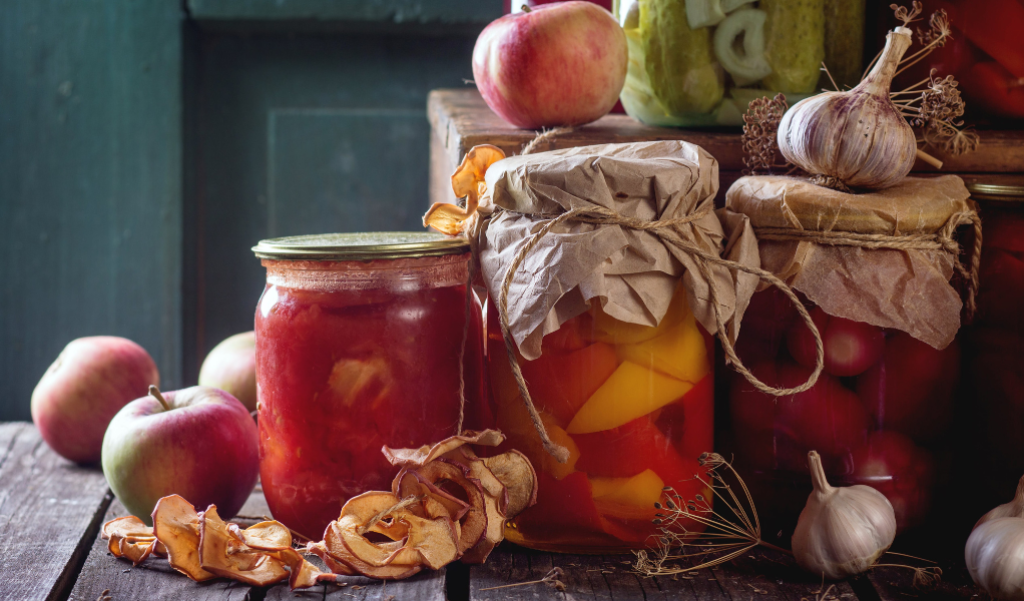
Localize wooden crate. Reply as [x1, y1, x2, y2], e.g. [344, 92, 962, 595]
[428, 88, 1024, 205]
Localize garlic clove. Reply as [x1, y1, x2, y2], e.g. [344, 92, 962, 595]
[966, 516, 1024, 600]
[791, 450, 896, 579]
[975, 475, 1024, 531]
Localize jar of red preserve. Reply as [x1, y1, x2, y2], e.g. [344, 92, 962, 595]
[962, 180, 1024, 511]
[251, 233, 487, 540]
[722, 174, 978, 544]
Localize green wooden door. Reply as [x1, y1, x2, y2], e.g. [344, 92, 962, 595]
[0, 0, 499, 419]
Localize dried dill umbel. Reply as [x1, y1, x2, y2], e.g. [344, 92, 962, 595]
[741, 94, 789, 176]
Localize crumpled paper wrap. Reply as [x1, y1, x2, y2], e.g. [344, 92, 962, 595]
[475, 140, 761, 361]
[724, 174, 973, 349]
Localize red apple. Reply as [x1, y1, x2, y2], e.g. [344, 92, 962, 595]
[101, 386, 259, 524]
[857, 332, 960, 442]
[785, 306, 830, 370]
[472, 1, 627, 129]
[848, 431, 935, 533]
[199, 331, 257, 412]
[31, 336, 159, 464]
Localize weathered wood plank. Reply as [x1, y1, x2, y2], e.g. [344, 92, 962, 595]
[0, 423, 112, 601]
[468, 544, 870, 601]
[428, 88, 1024, 179]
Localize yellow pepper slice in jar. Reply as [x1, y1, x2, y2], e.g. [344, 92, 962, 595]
[566, 362, 693, 434]
[616, 312, 710, 384]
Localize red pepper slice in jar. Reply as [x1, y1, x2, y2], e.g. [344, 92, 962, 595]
[518, 342, 620, 426]
[572, 416, 701, 487]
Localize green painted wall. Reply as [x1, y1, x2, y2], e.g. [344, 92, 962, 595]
[0, 0, 183, 420]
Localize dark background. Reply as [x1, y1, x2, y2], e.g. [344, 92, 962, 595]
[0, 0, 500, 420]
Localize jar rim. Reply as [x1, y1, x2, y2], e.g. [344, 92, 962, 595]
[967, 183, 1024, 204]
[252, 232, 469, 261]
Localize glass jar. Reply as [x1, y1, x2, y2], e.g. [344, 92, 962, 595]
[252, 233, 487, 540]
[723, 174, 974, 545]
[963, 181, 1024, 512]
[615, 0, 864, 126]
[486, 285, 715, 553]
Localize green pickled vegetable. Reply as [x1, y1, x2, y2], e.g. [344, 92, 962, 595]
[761, 0, 825, 94]
[820, 0, 865, 90]
[640, 0, 724, 115]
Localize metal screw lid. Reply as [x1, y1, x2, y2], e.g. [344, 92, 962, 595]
[252, 232, 469, 261]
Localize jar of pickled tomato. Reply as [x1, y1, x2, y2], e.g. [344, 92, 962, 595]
[962, 180, 1024, 511]
[252, 233, 487, 540]
[723, 174, 977, 544]
[486, 285, 715, 553]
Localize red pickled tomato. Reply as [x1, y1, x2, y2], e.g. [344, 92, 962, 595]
[848, 431, 935, 533]
[977, 248, 1024, 333]
[729, 361, 868, 467]
[788, 309, 885, 377]
[857, 333, 960, 443]
[517, 341, 619, 426]
[786, 306, 830, 371]
[573, 416, 699, 487]
[735, 287, 800, 365]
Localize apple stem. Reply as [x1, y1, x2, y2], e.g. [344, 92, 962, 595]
[521, 4, 531, 12]
[149, 385, 171, 412]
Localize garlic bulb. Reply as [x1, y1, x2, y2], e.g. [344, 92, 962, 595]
[966, 517, 1024, 600]
[791, 451, 897, 579]
[975, 476, 1024, 530]
[777, 27, 918, 190]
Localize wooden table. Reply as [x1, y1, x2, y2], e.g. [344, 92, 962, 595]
[4, 421, 981, 601]
[428, 88, 1024, 207]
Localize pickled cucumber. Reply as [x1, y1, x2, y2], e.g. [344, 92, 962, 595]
[820, 0, 865, 90]
[640, 0, 725, 115]
[761, 0, 825, 94]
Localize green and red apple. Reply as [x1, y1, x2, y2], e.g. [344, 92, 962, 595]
[102, 385, 260, 524]
[199, 331, 257, 412]
[31, 336, 159, 464]
[472, 1, 627, 128]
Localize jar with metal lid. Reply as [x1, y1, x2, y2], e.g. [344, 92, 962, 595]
[961, 180, 1024, 511]
[251, 232, 488, 540]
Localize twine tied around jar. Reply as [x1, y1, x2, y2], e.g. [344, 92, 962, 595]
[751, 208, 983, 319]
[473, 130, 828, 464]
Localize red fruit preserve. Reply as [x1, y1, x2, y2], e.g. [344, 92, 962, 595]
[252, 233, 486, 540]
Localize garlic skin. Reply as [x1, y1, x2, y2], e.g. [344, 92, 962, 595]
[975, 476, 1024, 530]
[791, 450, 897, 579]
[966, 517, 1024, 600]
[777, 27, 917, 190]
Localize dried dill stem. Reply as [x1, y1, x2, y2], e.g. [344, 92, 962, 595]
[634, 453, 790, 577]
[741, 94, 789, 176]
[478, 567, 566, 592]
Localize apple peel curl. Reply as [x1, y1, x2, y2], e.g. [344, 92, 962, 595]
[102, 429, 538, 586]
[422, 145, 506, 235]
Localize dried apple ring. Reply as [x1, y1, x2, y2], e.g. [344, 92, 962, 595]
[422, 146, 507, 235]
[151, 495, 217, 582]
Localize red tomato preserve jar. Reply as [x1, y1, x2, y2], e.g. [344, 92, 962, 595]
[252, 233, 487, 540]
[486, 285, 715, 553]
[723, 175, 976, 544]
[963, 181, 1024, 510]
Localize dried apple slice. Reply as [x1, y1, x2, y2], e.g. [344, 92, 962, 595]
[482, 450, 539, 518]
[382, 429, 505, 467]
[397, 513, 460, 570]
[394, 468, 470, 522]
[273, 547, 336, 589]
[234, 521, 292, 551]
[406, 460, 488, 555]
[151, 495, 217, 582]
[422, 145, 506, 235]
[336, 492, 415, 567]
[320, 524, 423, 580]
[102, 516, 159, 565]
[460, 489, 506, 565]
[306, 540, 357, 576]
[198, 506, 289, 587]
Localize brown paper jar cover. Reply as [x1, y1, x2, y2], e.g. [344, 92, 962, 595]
[725, 174, 973, 349]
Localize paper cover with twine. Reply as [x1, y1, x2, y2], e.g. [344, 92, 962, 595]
[724, 174, 974, 350]
[475, 140, 761, 361]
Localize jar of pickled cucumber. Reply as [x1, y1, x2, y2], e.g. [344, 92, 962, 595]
[614, 0, 865, 126]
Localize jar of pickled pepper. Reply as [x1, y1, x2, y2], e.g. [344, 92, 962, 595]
[463, 140, 754, 552]
[252, 233, 488, 540]
[723, 174, 978, 543]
